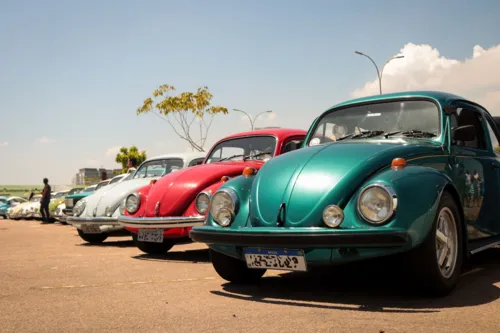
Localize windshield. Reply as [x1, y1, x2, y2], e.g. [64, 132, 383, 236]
[133, 158, 184, 179]
[205, 136, 277, 163]
[108, 175, 124, 185]
[83, 186, 96, 193]
[95, 180, 110, 191]
[68, 188, 82, 195]
[53, 192, 66, 199]
[0, 199, 6, 204]
[308, 100, 440, 146]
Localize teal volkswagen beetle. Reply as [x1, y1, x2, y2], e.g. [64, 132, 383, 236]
[190, 91, 500, 296]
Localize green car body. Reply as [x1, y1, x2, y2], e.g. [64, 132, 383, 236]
[190, 90, 500, 296]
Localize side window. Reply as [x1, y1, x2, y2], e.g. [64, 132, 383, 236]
[485, 117, 500, 156]
[453, 108, 487, 150]
[282, 139, 304, 154]
[188, 158, 204, 167]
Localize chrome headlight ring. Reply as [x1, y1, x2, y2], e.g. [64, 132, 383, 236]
[209, 188, 239, 227]
[357, 183, 397, 225]
[125, 193, 141, 214]
[195, 191, 212, 215]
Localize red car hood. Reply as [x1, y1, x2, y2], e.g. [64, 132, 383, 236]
[143, 161, 264, 217]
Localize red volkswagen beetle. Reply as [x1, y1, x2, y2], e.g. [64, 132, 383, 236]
[118, 128, 306, 254]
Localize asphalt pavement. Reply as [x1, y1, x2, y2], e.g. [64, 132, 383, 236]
[1, 219, 499, 333]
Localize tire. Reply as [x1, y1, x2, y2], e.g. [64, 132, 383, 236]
[59, 220, 68, 225]
[77, 229, 108, 244]
[407, 191, 463, 297]
[132, 233, 174, 254]
[1, 215, 6, 219]
[209, 249, 266, 284]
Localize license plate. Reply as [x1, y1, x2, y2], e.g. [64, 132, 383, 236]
[137, 229, 164, 243]
[81, 224, 102, 234]
[243, 248, 307, 271]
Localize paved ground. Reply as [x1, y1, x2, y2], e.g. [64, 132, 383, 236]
[1, 219, 500, 333]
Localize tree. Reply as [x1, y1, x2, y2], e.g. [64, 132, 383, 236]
[137, 84, 228, 152]
[115, 146, 147, 173]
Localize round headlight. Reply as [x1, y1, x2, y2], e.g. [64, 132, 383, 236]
[195, 192, 211, 214]
[322, 205, 344, 228]
[210, 190, 237, 227]
[73, 200, 86, 217]
[125, 193, 140, 214]
[105, 206, 112, 217]
[358, 184, 397, 224]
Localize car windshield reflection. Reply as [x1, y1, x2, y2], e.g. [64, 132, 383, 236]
[205, 136, 277, 163]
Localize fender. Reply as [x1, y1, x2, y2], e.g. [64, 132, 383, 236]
[344, 165, 459, 248]
[205, 175, 255, 228]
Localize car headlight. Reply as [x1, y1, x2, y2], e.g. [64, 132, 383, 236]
[322, 205, 344, 228]
[125, 193, 140, 214]
[73, 200, 86, 217]
[210, 189, 238, 227]
[195, 192, 211, 214]
[105, 206, 113, 217]
[357, 184, 397, 224]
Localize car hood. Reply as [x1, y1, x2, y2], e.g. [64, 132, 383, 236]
[81, 178, 156, 217]
[250, 139, 443, 227]
[142, 161, 265, 217]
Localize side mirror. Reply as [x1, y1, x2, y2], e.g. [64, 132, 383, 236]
[452, 125, 476, 142]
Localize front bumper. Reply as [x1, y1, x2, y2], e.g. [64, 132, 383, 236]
[190, 227, 409, 248]
[67, 216, 122, 232]
[118, 215, 205, 229]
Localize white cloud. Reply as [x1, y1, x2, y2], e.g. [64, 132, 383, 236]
[34, 136, 55, 144]
[0, 141, 8, 147]
[352, 43, 500, 114]
[105, 146, 121, 157]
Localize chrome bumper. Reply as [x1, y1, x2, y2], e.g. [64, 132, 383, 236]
[118, 215, 205, 229]
[67, 216, 120, 226]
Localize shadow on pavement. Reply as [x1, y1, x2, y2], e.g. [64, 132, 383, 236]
[132, 249, 210, 263]
[210, 248, 500, 313]
[77, 240, 136, 248]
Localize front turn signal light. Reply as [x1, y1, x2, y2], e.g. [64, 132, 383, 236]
[221, 176, 230, 183]
[391, 158, 406, 170]
[242, 167, 257, 178]
[150, 179, 157, 185]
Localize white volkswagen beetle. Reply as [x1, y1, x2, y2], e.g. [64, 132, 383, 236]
[67, 152, 206, 244]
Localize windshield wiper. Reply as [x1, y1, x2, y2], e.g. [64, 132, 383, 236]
[400, 130, 436, 138]
[218, 154, 245, 162]
[244, 151, 273, 160]
[336, 130, 385, 141]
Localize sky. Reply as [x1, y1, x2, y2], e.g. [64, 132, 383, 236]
[1, 0, 499, 185]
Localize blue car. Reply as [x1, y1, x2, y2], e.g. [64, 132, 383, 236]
[0, 196, 28, 219]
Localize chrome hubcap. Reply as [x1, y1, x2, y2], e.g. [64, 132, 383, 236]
[435, 207, 458, 279]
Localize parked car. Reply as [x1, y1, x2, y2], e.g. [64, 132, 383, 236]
[1, 196, 27, 219]
[190, 91, 500, 297]
[118, 128, 307, 254]
[8, 194, 42, 220]
[34, 190, 69, 220]
[62, 184, 98, 220]
[68, 153, 206, 243]
[49, 187, 85, 222]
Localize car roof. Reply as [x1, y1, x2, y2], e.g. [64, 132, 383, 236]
[216, 128, 307, 142]
[145, 152, 207, 162]
[326, 90, 480, 112]
[7, 196, 25, 201]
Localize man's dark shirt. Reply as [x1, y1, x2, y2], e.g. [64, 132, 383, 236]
[42, 184, 51, 202]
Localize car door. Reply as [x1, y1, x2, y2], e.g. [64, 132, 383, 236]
[450, 104, 497, 240]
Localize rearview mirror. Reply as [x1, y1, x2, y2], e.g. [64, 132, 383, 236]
[452, 125, 476, 142]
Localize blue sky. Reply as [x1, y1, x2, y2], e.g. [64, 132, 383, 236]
[1, 0, 499, 185]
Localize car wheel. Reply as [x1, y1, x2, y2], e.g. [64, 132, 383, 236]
[132, 233, 174, 254]
[77, 229, 108, 244]
[408, 191, 463, 297]
[209, 249, 266, 284]
[59, 220, 68, 225]
[2, 215, 6, 219]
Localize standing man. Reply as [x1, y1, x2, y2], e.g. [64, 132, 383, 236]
[127, 157, 138, 174]
[100, 171, 108, 181]
[40, 178, 51, 223]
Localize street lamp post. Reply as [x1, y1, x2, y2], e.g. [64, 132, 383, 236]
[233, 109, 273, 130]
[354, 51, 404, 94]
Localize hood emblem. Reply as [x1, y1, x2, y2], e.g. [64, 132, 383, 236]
[277, 203, 286, 227]
[93, 207, 97, 217]
[154, 202, 160, 217]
